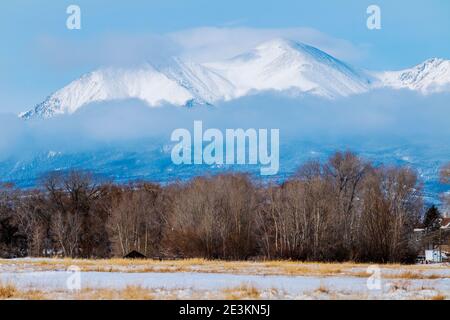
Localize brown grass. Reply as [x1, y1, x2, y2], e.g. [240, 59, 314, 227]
[73, 286, 155, 300]
[18, 289, 46, 300]
[0, 278, 446, 300]
[315, 283, 330, 294]
[223, 284, 261, 300]
[385, 271, 444, 280]
[0, 258, 447, 281]
[0, 282, 45, 300]
[120, 286, 155, 300]
[0, 258, 374, 277]
[430, 294, 446, 300]
[388, 280, 411, 292]
[0, 283, 17, 299]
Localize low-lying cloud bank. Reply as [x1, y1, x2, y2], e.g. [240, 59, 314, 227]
[0, 88, 449, 200]
[1, 89, 449, 159]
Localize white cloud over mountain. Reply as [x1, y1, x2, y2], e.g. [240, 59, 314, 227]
[35, 27, 368, 70]
[24, 38, 450, 119]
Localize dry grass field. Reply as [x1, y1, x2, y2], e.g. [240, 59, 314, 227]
[1, 258, 449, 277]
[0, 258, 448, 300]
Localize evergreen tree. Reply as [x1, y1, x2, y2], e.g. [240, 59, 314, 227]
[423, 205, 441, 231]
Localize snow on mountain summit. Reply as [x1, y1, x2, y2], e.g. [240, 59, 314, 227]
[20, 39, 450, 119]
[372, 58, 450, 93]
[20, 64, 198, 119]
[205, 38, 371, 99]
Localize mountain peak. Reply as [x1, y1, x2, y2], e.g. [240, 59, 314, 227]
[254, 38, 331, 60]
[373, 57, 450, 93]
[20, 39, 450, 119]
[421, 57, 446, 66]
[255, 38, 301, 50]
[410, 58, 448, 75]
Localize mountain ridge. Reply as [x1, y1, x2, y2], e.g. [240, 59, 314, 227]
[20, 38, 450, 119]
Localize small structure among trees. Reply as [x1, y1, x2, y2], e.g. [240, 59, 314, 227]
[416, 205, 450, 263]
[123, 250, 147, 259]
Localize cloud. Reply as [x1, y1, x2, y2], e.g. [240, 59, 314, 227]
[0, 90, 449, 190]
[1, 89, 449, 160]
[35, 26, 369, 71]
[35, 33, 181, 70]
[168, 27, 369, 64]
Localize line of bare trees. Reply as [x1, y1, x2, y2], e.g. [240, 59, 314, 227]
[0, 151, 448, 263]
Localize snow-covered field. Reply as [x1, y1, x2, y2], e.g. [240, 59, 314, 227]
[0, 258, 448, 300]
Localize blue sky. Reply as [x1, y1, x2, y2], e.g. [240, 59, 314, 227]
[1, 0, 450, 113]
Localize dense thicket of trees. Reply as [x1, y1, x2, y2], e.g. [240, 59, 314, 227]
[0, 151, 444, 263]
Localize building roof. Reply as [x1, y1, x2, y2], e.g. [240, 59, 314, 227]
[123, 250, 147, 259]
[441, 217, 450, 229]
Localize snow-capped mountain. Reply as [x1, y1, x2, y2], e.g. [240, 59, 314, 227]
[20, 64, 203, 119]
[203, 39, 371, 99]
[20, 39, 372, 119]
[20, 39, 450, 119]
[373, 58, 450, 94]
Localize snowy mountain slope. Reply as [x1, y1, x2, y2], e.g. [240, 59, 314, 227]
[162, 58, 237, 103]
[19, 65, 197, 119]
[204, 39, 371, 99]
[372, 58, 450, 94]
[20, 39, 373, 119]
[20, 39, 450, 119]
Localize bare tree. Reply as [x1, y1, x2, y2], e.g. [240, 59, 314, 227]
[108, 183, 165, 257]
[41, 171, 110, 258]
[166, 174, 258, 259]
[14, 190, 52, 257]
[0, 183, 27, 257]
[358, 166, 422, 262]
[324, 152, 369, 259]
[51, 210, 81, 257]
